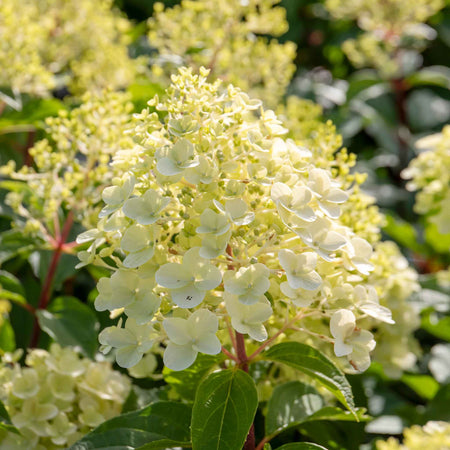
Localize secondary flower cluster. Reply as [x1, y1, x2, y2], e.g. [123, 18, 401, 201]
[148, 0, 296, 107]
[325, 0, 444, 76]
[0, 345, 131, 449]
[376, 421, 450, 450]
[1, 90, 134, 240]
[0, 0, 140, 97]
[83, 67, 397, 374]
[402, 125, 450, 236]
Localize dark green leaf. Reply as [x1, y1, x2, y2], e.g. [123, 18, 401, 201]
[163, 353, 224, 401]
[426, 384, 450, 421]
[36, 296, 99, 357]
[265, 381, 324, 436]
[275, 444, 327, 450]
[263, 342, 356, 414]
[422, 310, 450, 341]
[191, 369, 258, 450]
[70, 401, 192, 450]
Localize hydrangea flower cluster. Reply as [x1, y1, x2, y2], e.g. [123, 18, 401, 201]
[0, 0, 140, 97]
[84, 67, 399, 374]
[376, 421, 450, 450]
[0, 345, 131, 449]
[1, 90, 133, 240]
[325, 0, 444, 76]
[402, 125, 450, 236]
[147, 0, 296, 107]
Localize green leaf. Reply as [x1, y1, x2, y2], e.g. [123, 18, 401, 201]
[263, 342, 356, 414]
[128, 83, 165, 111]
[0, 98, 65, 133]
[0, 230, 36, 264]
[275, 444, 327, 450]
[304, 407, 369, 423]
[163, 353, 224, 401]
[70, 401, 192, 450]
[401, 374, 440, 400]
[421, 310, 450, 341]
[406, 66, 450, 89]
[265, 381, 324, 436]
[424, 222, 450, 254]
[426, 385, 450, 421]
[383, 214, 426, 253]
[36, 296, 99, 357]
[191, 369, 258, 450]
[0, 320, 15, 352]
[0, 399, 20, 435]
[0, 270, 27, 306]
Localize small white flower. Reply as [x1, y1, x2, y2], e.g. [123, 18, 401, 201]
[223, 263, 271, 305]
[155, 247, 222, 307]
[308, 169, 348, 219]
[330, 309, 376, 372]
[279, 249, 322, 291]
[99, 175, 135, 217]
[120, 224, 155, 268]
[344, 237, 374, 275]
[196, 208, 230, 236]
[122, 189, 171, 225]
[271, 182, 316, 222]
[354, 285, 394, 324]
[224, 293, 273, 341]
[163, 309, 221, 371]
[156, 139, 199, 176]
[99, 318, 155, 368]
[215, 199, 255, 226]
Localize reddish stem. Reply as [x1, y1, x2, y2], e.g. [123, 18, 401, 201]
[23, 130, 36, 167]
[30, 211, 74, 347]
[221, 346, 239, 362]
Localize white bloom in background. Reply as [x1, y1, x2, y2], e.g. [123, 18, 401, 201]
[163, 309, 221, 371]
[12, 368, 39, 399]
[223, 263, 271, 305]
[354, 285, 394, 324]
[122, 189, 171, 225]
[120, 224, 155, 268]
[344, 237, 374, 275]
[156, 247, 222, 307]
[185, 155, 218, 184]
[271, 182, 316, 222]
[279, 249, 322, 290]
[99, 175, 135, 217]
[156, 139, 199, 176]
[272, 138, 311, 173]
[308, 168, 348, 219]
[224, 293, 273, 341]
[99, 318, 155, 368]
[330, 309, 376, 372]
[303, 217, 347, 261]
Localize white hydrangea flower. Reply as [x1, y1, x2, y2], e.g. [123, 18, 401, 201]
[308, 168, 348, 219]
[11, 368, 39, 399]
[99, 175, 135, 218]
[122, 189, 171, 225]
[279, 249, 322, 291]
[199, 231, 231, 259]
[224, 293, 273, 341]
[196, 208, 230, 235]
[354, 285, 394, 324]
[330, 309, 376, 372]
[156, 139, 199, 176]
[344, 237, 374, 275]
[120, 224, 155, 268]
[271, 182, 316, 222]
[163, 309, 221, 371]
[303, 217, 347, 261]
[156, 247, 222, 307]
[95, 269, 157, 318]
[280, 283, 319, 308]
[184, 155, 218, 184]
[223, 263, 271, 305]
[215, 199, 255, 226]
[99, 318, 155, 368]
